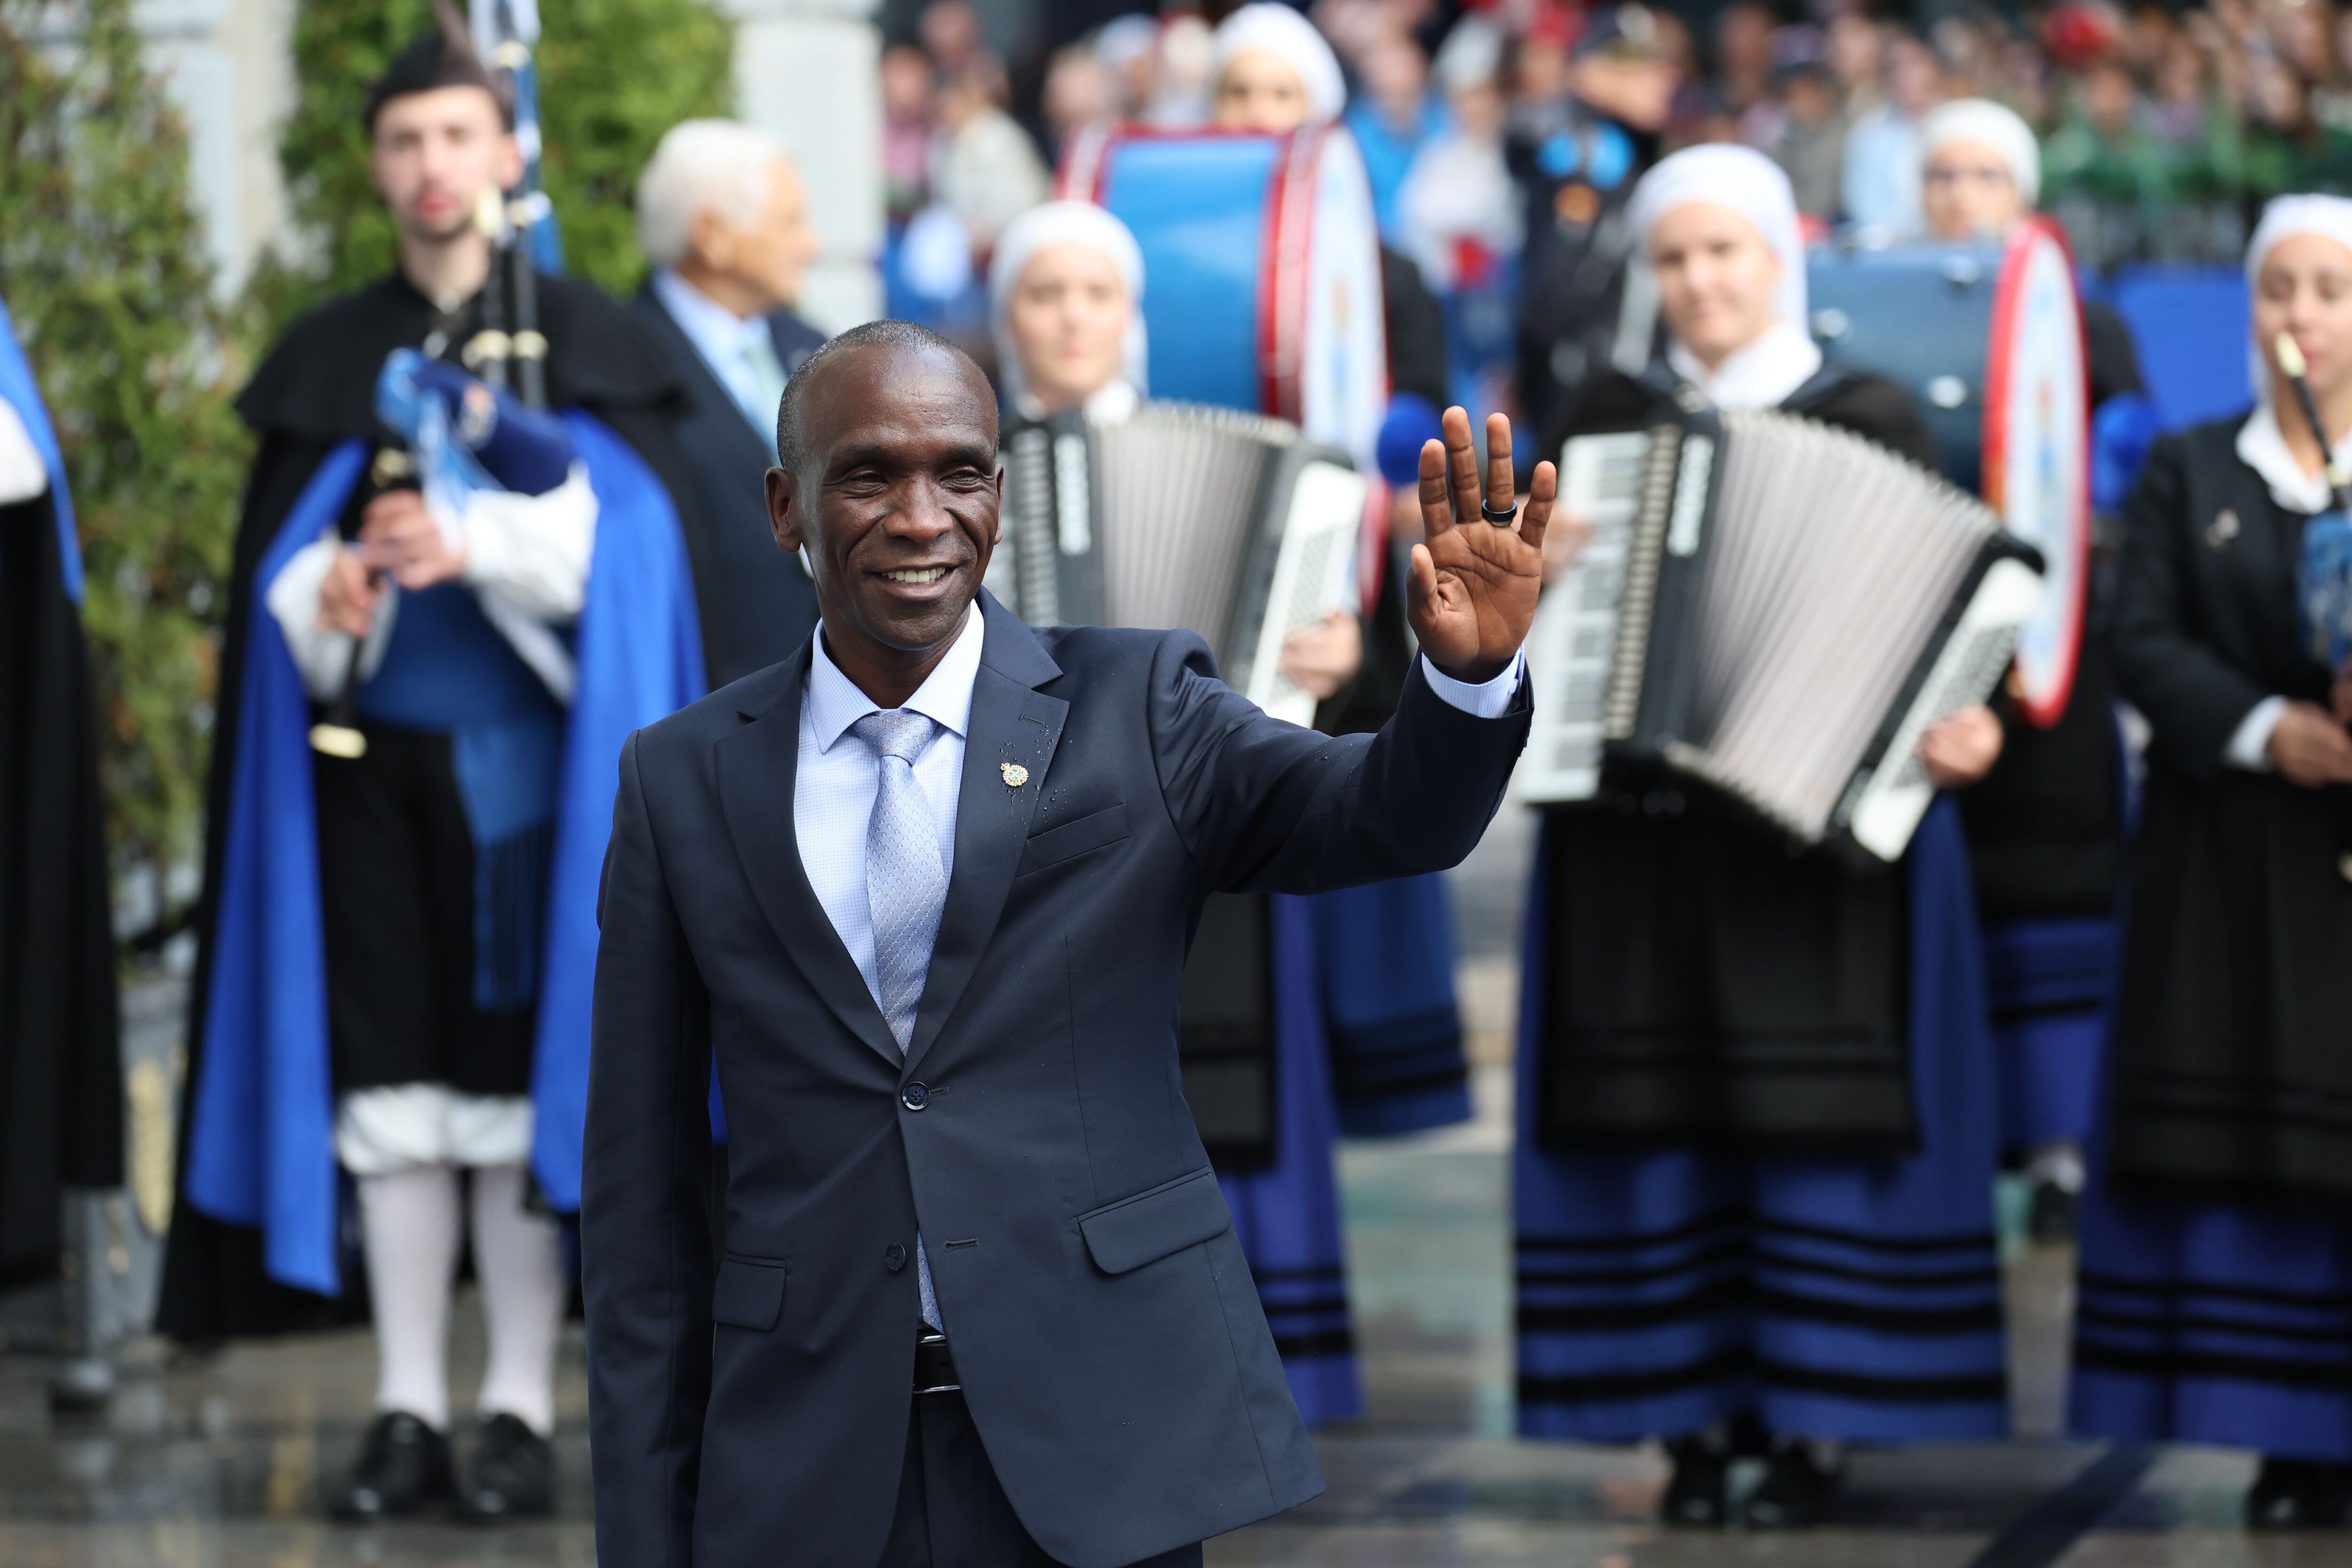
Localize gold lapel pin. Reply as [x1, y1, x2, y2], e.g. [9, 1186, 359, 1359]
[1001, 762, 1029, 788]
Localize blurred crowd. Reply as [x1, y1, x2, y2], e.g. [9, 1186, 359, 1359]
[876, 0, 2352, 321]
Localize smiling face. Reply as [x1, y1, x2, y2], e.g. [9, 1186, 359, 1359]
[766, 341, 1002, 666]
[2256, 231, 2352, 413]
[1006, 242, 1132, 412]
[1648, 200, 1783, 370]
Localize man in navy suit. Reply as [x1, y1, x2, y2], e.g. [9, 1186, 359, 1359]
[632, 119, 828, 686]
[583, 318, 1553, 1567]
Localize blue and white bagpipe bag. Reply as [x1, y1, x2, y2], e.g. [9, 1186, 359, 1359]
[2297, 506, 2352, 676]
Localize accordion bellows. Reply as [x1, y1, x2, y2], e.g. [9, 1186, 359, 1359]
[992, 402, 1366, 728]
[1519, 408, 2042, 860]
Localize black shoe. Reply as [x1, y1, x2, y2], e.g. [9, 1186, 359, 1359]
[2246, 1456, 2352, 1530]
[1659, 1435, 1729, 1527]
[452, 1412, 555, 1523]
[2027, 1180, 2079, 1244]
[330, 1411, 452, 1522]
[1742, 1442, 1841, 1529]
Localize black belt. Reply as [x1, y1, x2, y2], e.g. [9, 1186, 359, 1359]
[914, 1332, 960, 1394]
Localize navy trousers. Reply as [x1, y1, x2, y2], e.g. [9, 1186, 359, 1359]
[878, 1391, 1207, 1568]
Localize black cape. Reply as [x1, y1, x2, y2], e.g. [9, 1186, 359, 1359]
[2104, 417, 2352, 1205]
[0, 477, 122, 1285]
[157, 272, 700, 1341]
[1528, 362, 1941, 1154]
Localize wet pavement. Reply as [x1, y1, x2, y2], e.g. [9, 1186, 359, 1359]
[0, 812, 2331, 1565]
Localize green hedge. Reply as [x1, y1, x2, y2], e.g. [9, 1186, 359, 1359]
[0, 0, 250, 889]
[269, 0, 737, 320]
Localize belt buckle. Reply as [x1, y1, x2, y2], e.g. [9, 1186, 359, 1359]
[914, 1331, 961, 1394]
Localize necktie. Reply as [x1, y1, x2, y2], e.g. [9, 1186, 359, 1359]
[853, 709, 949, 1328]
[739, 330, 790, 436]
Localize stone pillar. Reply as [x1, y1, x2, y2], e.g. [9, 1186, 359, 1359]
[134, 0, 297, 297]
[724, 0, 885, 333]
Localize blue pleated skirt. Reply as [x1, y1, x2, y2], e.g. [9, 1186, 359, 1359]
[1513, 799, 2009, 1443]
[1307, 874, 1473, 1137]
[1219, 893, 1362, 1427]
[2073, 1171, 2352, 1461]
[1984, 915, 2117, 1154]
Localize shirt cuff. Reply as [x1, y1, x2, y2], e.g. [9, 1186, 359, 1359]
[1419, 650, 1526, 719]
[2225, 694, 2288, 771]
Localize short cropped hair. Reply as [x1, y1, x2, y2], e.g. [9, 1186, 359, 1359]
[636, 119, 791, 270]
[774, 319, 990, 475]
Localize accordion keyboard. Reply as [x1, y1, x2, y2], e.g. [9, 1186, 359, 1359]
[1515, 431, 1651, 801]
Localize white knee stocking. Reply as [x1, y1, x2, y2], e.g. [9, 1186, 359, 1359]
[469, 1163, 565, 1436]
[357, 1164, 463, 1430]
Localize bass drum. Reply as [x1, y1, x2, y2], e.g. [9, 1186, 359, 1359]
[1808, 217, 2090, 726]
[1060, 124, 1388, 471]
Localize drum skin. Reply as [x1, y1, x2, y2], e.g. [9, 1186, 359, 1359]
[1063, 125, 1389, 470]
[1808, 219, 2090, 725]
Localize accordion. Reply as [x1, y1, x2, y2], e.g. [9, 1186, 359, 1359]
[988, 402, 1367, 729]
[1515, 407, 2042, 860]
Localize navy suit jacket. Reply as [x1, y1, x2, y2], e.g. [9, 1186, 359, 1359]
[583, 592, 1531, 1568]
[629, 285, 823, 687]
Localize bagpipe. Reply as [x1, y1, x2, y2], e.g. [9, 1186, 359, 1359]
[311, 0, 562, 757]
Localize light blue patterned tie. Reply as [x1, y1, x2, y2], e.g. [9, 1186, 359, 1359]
[853, 709, 948, 1328]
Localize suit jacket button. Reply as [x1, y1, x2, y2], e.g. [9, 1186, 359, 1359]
[884, 1242, 908, 1272]
[900, 1082, 930, 1111]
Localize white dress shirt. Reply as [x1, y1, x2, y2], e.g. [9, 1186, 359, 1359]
[653, 268, 784, 438]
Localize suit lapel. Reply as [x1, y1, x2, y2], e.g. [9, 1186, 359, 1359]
[716, 648, 904, 1071]
[905, 598, 1066, 1072]
[635, 287, 781, 462]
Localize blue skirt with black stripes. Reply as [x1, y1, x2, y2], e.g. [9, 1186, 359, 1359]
[2072, 1178, 2352, 1461]
[1513, 800, 2010, 1443]
[1985, 915, 2118, 1155]
[1219, 893, 1362, 1428]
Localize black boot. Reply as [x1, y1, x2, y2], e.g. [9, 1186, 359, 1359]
[1743, 1439, 1842, 1528]
[452, 1412, 556, 1522]
[2026, 1180, 2079, 1244]
[1659, 1434, 1730, 1527]
[2246, 1456, 2352, 1530]
[329, 1410, 453, 1522]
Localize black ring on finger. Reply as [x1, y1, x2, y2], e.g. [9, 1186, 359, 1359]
[1480, 499, 1519, 525]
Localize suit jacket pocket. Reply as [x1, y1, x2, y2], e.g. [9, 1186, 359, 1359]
[1016, 804, 1129, 877]
[711, 1255, 787, 1330]
[1078, 1166, 1232, 1275]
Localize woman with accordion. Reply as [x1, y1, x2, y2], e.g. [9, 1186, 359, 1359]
[1513, 144, 2010, 1528]
[2071, 196, 2352, 1530]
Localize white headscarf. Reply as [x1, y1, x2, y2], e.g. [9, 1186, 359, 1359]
[2238, 195, 2352, 510]
[1918, 99, 2042, 206]
[1629, 144, 1821, 409]
[1209, 3, 1347, 126]
[988, 199, 1149, 417]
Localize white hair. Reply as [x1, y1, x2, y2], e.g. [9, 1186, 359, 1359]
[636, 119, 791, 270]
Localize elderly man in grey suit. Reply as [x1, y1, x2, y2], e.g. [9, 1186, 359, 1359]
[633, 118, 827, 686]
[583, 318, 1554, 1567]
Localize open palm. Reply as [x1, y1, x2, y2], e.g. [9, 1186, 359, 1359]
[1406, 407, 1552, 684]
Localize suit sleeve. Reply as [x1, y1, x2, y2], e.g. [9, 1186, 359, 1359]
[2108, 435, 2270, 783]
[583, 732, 715, 1568]
[1149, 632, 1531, 896]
